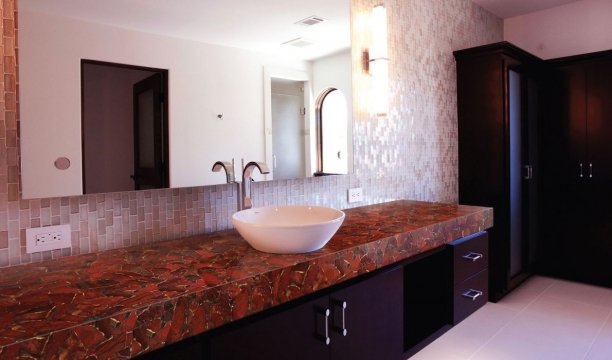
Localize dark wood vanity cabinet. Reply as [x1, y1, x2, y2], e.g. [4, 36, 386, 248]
[139, 233, 491, 360]
[206, 266, 404, 360]
[454, 42, 542, 301]
[449, 232, 489, 324]
[540, 50, 612, 287]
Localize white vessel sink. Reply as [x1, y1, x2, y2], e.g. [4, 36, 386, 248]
[232, 205, 345, 254]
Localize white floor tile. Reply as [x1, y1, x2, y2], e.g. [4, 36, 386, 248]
[471, 302, 606, 360]
[409, 337, 469, 360]
[585, 312, 612, 360]
[437, 302, 518, 358]
[522, 292, 610, 327]
[542, 279, 612, 310]
[495, 276, 554, 311]
[409, 276, 612, 360]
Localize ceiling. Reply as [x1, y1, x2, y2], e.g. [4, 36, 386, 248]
[472, 0, 582, 18]
[21, 0, 584, 59]
[20, 0, 350, 61]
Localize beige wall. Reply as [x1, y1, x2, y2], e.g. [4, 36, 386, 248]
[0, 0, 502, 268]
[505, 0, 612, 59]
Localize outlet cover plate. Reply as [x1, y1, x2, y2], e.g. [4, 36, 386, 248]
[348, 187, 363, 203]
[25, 224, 71, 254]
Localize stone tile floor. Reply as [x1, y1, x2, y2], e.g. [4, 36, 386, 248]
[411, 276, 612, 360]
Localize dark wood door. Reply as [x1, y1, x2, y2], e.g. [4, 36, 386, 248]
[543, 56, 612, 286]
[581, 58, 612, 285]
[207, 296, 331, 360]
[540, 63, 588, 279]
[133, 73, 166, 190]
[330, 268, 403, 360]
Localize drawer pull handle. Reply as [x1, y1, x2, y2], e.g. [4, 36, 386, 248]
[315, 307, 331, 345]
[331, 299, 348, 336]
[462, 252, 483, 262]
[462, 289, 483, 301]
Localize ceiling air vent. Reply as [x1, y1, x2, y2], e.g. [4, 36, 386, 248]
[295, 16, 326, 26]
[282, 37, 315, 48]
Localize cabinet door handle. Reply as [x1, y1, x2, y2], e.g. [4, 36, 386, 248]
[461, 289, 483, 301]
[315, 307, 331, 345]
[589, 163, 593, 178]
[523, 165, 533, 180]
[461, 252, 483, 262]
[331, 299, 348, 336]
[579, 163, 584, 178]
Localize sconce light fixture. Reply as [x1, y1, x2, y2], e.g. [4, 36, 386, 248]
[369, 4, 389, 117]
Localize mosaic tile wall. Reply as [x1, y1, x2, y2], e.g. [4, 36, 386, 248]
[0, 0, 502, 268]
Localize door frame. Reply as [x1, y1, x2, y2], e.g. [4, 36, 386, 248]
[504, 61, 533, 292]
[80, 59, 169, 192]
[263, 66, 312, 179]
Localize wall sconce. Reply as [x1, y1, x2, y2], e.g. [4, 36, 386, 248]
[369, 4, 389, 117]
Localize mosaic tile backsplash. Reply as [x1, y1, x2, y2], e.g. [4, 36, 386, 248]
[0, 0, 502, 268]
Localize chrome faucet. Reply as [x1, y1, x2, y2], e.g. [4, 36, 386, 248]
[241, 160, 270, 209]
[211, 160, 235, 184]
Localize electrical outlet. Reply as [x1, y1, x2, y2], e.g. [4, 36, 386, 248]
[348, 188, 363, 203]
[26, 224, 71, 254]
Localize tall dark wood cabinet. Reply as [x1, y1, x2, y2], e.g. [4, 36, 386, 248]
[540, 50, 612, 286]
[454, 42, 542, 301]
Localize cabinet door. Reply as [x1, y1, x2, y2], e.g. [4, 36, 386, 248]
[540, 63, 588, 279]
[544, 57, 612, 287]
[457, 54, 509, 300]
[579, 59, 612, 286]
[587, 58, 612, 181]
[329, 268, 403, 360]
[207, 296, 330, 360]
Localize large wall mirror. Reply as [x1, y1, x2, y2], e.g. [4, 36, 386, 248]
[19, 0, 352, 199]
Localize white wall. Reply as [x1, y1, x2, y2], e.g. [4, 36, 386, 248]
[20, 10, 309, 198]
[311, 50, 353, 173]
[504, 0, 612, 59]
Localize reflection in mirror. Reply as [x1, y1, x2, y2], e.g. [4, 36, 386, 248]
[81, 61, 169, 194]
[315, 88, 349, 175]
[271, 79, 307, 180]
[19, 0, 351, 199]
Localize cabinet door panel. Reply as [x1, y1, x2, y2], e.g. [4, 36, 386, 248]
[330, 268, 403, 360]
[575, 186, 612, 286]
[453, 269, 488, 324]
[207, 297, 330, 360]
[451, 232, 488, 285]
[582, 58, 612, 286]
[541, 64, 588, 279]
[562, 65, 588, 179]
[587, 59, 612, 181]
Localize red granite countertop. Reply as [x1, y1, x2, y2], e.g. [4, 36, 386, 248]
[0, 200, 492, 359]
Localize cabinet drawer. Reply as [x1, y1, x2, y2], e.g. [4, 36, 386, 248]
[453, 269, 488, 324]
[450, 232, 488, 284]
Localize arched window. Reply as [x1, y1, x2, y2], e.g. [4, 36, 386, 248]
[315, 88, 348, 175]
